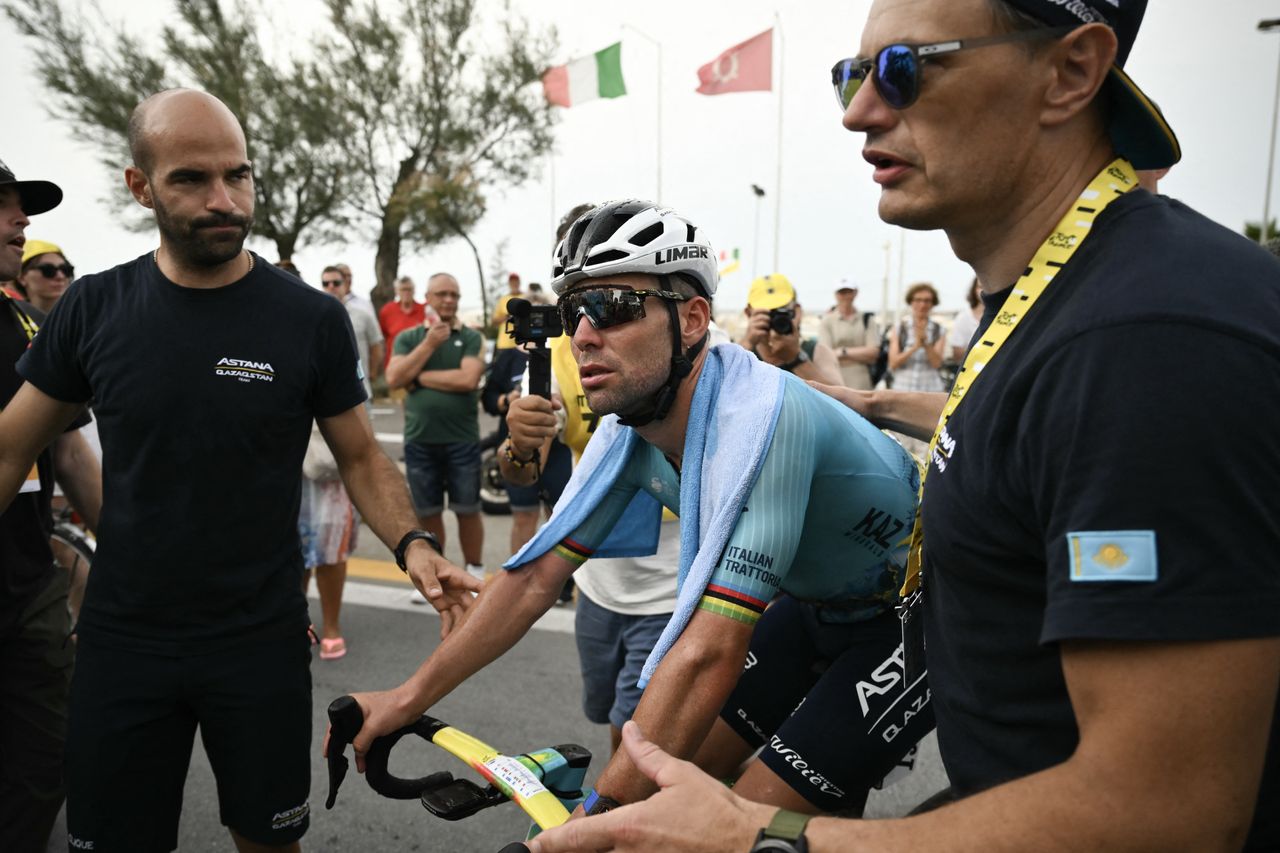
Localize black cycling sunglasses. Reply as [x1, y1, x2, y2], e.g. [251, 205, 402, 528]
[831, 26, 1073, 111]
[31, 262, 74, 279]
[558, 285, 690, 334]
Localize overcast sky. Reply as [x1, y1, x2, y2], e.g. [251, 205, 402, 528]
[3, 0, 1277, 318]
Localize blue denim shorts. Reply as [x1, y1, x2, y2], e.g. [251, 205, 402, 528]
[574, 592, 671, 730]
[404, 441, 482, 516]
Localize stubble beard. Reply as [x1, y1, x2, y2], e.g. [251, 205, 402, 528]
[580, 345, 670, 417]
[153, 194, 254, 269]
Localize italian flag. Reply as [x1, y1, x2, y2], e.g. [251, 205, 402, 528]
[542, 43, 626, 107]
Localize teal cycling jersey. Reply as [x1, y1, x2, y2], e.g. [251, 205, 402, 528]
[554, 380, 919, 626]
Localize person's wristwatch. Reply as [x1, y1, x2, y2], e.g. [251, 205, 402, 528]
[749, 809, 811, 852]
[582, 789, 621, 816]
[778, 348, 810, 372]
[393, 529, 443, 574]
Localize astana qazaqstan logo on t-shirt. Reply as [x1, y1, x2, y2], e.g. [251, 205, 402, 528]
[215, 357, 276, 383]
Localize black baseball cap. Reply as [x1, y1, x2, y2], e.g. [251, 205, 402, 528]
[1000, 0, 1180, 170]
[0, 157, 63, 216]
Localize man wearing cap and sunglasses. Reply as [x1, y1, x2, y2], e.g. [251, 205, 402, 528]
[528, 1, 1280, 852]
[342, 199, 933, 822]
[0, 160, 102, 852]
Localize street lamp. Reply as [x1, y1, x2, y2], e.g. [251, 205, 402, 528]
[750, 184, 766, 279]
[622, 25, 663, 202]
[1259, 18, 1280, 244]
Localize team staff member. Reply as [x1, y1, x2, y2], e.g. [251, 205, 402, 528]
[0, 90, 477, 853]
[529, 0, 1280, 850]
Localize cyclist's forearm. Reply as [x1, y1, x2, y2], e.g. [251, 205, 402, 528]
[399, 557, 571, 711]
[592, 620, 749, 804]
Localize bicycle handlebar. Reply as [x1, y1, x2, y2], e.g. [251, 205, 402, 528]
[325, 694, 589, 852]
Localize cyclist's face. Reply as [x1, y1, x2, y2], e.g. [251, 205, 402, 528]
[565, 273, 673, 417]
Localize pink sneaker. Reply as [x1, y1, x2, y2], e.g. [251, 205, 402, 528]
[319, 637, 347, 660]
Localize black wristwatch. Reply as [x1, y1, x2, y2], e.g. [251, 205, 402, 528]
[749, 809, 811, 852]
[778, 348, 810, 373]
[393, 529, 443, 573]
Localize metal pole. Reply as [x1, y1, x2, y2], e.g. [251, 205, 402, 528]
[1259, 19, 1280, 244]
[751, 185, 766, 279]
[623, 24, 663, 202]
[881, 240, 891, 328]
[772, 15, 784, 271]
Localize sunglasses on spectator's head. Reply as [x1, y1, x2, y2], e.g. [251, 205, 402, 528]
[830, 26, 1073, 111]
[558, 285, 690, 334]
[31, 262, 74, 279]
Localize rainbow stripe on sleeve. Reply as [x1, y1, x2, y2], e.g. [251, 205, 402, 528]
[697, 584, 768, 626]
[553, 537, 594, 568]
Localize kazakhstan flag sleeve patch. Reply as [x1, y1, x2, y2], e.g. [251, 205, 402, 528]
[1067, 530, 1158, 583]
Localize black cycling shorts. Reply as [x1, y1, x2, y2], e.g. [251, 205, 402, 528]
[719, 596, 934, 813]
[65, 629, 313, 852]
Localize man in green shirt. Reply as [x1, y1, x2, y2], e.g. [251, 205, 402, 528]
[386, 272, 487, 579]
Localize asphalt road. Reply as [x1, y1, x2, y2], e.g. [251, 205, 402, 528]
[44, 403, 949, 851]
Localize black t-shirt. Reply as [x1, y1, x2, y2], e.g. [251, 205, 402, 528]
[17, 254, 366, 653]
[921, 191, 1280, 847]
[1, 298, 89, 633]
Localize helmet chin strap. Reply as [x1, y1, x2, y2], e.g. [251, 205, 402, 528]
[617, 275, 707, 428]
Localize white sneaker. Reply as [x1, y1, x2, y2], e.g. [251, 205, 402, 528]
[409, 587, 428, 605]
[465, 563, 486, 581]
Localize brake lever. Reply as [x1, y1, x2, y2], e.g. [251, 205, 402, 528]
[325, 695, 364, 809]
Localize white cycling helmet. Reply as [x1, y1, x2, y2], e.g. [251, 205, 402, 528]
[551, 200, 719, 298]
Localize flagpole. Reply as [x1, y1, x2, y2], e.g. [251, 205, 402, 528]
[772, 13, 784, 273]
[549, 151, 557, 239]
[624, 24, 663, 202]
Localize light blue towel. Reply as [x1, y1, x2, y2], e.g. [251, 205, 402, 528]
[640, 345, 784, 685]
[503, 344, 785, 686]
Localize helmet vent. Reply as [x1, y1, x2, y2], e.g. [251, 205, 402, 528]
[587, 249, 630, 266]
[630, 222, 664, 247]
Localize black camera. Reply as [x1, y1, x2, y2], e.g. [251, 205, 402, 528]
[768, 307, 795, 336]
[504, 298, 563, 400]
[505, 298, 563, 345]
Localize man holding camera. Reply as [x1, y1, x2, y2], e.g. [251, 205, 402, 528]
[739, 274, 842, 386]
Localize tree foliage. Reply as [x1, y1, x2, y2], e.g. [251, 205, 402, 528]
[6, 0, 558, 290]
[318, 0, 557, 307]
[3, 0, 353, 261]
[1244, 219, 1278, 243]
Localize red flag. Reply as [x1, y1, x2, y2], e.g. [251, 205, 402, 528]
[696, 28, 772, 95]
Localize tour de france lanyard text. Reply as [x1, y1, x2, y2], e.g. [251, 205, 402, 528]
[900, 158, 1139, 599]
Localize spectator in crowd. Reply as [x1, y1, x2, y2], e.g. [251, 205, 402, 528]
[817, 279, 880, 389]
[0, 159, 102, 853]
[387, 272, 487, 581]
[275, 258, 301, 279]
[738, 274, 842, 385]
[527, 281, 551, 305]
[528, 0, 1279, 850]
[378, 275, 424, 369]
[0, 91, 477, 853]
[323, 265, 382, 400]
[947, 278, 982, 362]
[333, 261, 375, 321]
[14, 239, 74, 314]
[888, 283, 946, 393]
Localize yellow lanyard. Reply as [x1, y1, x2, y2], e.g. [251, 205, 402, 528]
[1, 289, 40, 342]
[900, 158, 1139, 597]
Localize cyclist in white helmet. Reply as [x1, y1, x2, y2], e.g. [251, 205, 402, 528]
[337, 201, 932, 822]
